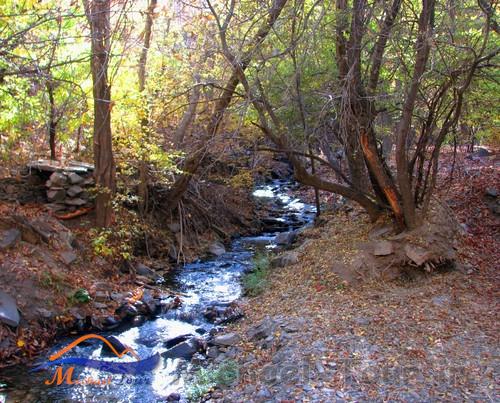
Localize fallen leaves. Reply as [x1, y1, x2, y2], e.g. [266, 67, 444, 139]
[222, 151, 499, 401]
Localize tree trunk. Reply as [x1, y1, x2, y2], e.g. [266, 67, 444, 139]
[240, 74, 382, 221]
[164, 0, 288, 211]
[137, 0, 158, 216]
[138, 0, 157, 94]
[84, 0, 116, 228]
[173, 81, 201, 148]
[46, 80, 57, 161]
[395, 0, 435, 229]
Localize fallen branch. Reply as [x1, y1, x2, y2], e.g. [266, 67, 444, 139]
[55, 207, 93, 220]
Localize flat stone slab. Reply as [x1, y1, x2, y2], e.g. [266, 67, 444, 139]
[67, 185, 83, 197]
[47, 189, 66, 202]
[60, 250, 78, 265]
[373, 240, 394, 256]
[65, 198, 87, 206]
[27, 160, 94, 174]
[0, 290, 20, 327]
[210, 332, 240, 346]
[49, 172, 68, 187]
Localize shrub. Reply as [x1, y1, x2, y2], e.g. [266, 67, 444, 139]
[186, 360, 239, 402]
[242, 252, 270, 296]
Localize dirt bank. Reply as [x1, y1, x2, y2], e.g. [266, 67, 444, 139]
[202, 152, 499, 401]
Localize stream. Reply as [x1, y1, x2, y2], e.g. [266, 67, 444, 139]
[0, 179, 315, 402]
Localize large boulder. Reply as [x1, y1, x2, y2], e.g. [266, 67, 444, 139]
[162, 338, 202, 360]
[473, 147, 490, 157]
[115, 303, 138, 319]
[209, 332, 240, 346]
[204, 302, 244, 324]
[208, 241, 226, 256]
[213, 302, 244, 325]
[140, 290, 157, 314]
[275, 231, 296, 246]
[271, 251, 299, 268]
[203, 305, 225, 323]
[60, 250, 78, 265]
[101, 336, 128, 356]
[164, 334, 193, 349]
[0, 291, 20, 327]
[373, 240, 394, 256]
[247, 318, 274, 341]
[136, 263, 162, 281]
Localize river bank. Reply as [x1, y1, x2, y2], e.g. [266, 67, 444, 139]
[0, 178, 316, 401]
[0, 166, 263, 366]
[1, 152, 498, 402]
[206, 153, 499, 402]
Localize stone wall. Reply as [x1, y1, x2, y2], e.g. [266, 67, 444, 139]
[25, 160, 95, 213]
[45, 170, 94, 213]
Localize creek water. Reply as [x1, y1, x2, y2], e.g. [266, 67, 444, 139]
[0, 180, 315, 402]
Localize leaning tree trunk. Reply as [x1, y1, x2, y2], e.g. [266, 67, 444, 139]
[164, 0, 288, 211]
[137, 0, 158, 217]
[138, 0, 157, 94]
[85, 0, 116, 228]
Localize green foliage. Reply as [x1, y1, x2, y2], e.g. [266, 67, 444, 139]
[0, 0, 90, 160]
[186, 360, 239, 402]
[89, 209, 140, 261]
[72, 288, 91, 304]
[242, 252, 270, 296]
[90, 228, 114, 257]
[39, 271, 65, 292]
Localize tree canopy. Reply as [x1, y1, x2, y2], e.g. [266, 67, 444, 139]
[0, 0, 498, 229]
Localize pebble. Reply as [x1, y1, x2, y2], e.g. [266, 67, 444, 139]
[256, 388, 272, 399]
[315, 361, 325, 374]
[110, 292, 124, 301]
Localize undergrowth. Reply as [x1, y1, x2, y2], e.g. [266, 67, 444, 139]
[242, 252, 271, 296]
[186, 359, 239, 402]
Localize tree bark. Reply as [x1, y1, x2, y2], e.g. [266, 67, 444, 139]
[84, 0, 116, 228]
[137, 0, 158, 216]
[138, 0, 157, 93]
[173, 81, 201, 148]
[46, 80, 57, 160]
[395, 0, 435, 229]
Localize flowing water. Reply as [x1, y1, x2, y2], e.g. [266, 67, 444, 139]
[0, 180, 315, 403]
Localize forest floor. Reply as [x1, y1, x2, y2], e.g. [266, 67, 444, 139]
[215, 150, 499, 402]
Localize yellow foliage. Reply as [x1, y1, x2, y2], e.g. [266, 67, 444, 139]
[229, 170, 254, 189]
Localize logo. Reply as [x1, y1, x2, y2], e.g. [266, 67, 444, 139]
[32, 334, 160, 386]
